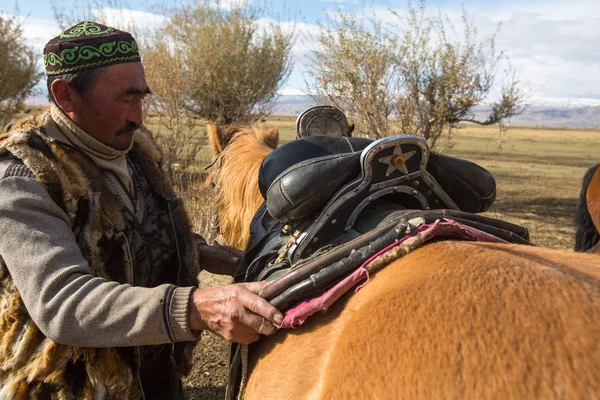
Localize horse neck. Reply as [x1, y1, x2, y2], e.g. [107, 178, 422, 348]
[216, 132, 273, 249]
[586, 165, 600, 253]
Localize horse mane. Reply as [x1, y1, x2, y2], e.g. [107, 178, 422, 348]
[209, 123, 278, 249]
[574, 163, 600, 252]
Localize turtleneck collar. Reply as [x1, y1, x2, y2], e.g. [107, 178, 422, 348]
[50, 104, 134, 159]
[48, 104, 134, 195]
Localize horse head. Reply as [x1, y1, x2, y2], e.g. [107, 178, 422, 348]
[206, 122, 278, 249]
[575, 164, 600, 254]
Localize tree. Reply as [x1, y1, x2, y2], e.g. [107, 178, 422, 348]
[306, 1, 525, 147]
[156, 0, 294, 125]
[306, 10, 398, 139]
[0, 15, 41, 129]
[143, 36, 205, 178]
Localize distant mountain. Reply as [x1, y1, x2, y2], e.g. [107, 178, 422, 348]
[272, 95, 600, 129]
[271, 95, 317, 117]
[26, 93, 600, 129]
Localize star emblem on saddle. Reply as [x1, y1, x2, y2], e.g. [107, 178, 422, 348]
[378, 145, 416, 176]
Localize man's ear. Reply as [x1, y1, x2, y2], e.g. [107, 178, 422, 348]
[50, 79, 78, 113]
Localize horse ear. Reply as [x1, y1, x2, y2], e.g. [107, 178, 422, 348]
[207, 123, 239, 154]
[265, 125, 279, 149]
[207, 122, 223, 155]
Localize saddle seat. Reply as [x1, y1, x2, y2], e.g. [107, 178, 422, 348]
[253, 134, 497, 264]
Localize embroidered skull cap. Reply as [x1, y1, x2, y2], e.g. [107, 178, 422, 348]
[43, 21, 141, 76]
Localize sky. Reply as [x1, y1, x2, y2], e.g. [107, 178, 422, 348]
[2, 0, 600, 105]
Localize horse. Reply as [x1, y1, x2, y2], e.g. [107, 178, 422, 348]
[575, 163, 600, 254]
[207, 124, 600, 399]
[206, 122, 278, 249]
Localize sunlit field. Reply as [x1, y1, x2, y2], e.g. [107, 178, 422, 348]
[166, 116, 599, 250]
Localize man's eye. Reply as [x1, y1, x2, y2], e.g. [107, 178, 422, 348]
[123, 97, 134, 103]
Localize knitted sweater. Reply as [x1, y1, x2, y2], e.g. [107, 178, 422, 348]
[0, 112, 200, 398]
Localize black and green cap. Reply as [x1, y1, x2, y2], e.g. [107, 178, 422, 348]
[43, 21, 141, 76]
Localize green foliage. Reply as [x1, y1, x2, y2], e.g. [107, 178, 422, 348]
[155, 0, 294, 125]
[143, 36, 205, 178]
[0, 15, 41, 128]
[307, 10, 397, 139]
[306, 1, 526, 147]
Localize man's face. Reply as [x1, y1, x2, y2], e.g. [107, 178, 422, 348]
[70, 62, 150, 150]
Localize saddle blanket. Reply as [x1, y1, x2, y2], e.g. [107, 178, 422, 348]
[277, 217, 508, 328]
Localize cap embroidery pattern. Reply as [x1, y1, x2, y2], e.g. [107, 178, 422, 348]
[59, 21, 115, 39]
[43, 20, 141, 75]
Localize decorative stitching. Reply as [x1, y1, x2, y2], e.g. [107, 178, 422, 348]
[59, 21, 114, 39]
[44, 40, 140, 73]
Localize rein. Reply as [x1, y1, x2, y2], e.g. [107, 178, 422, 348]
[204, 151, 225, 242]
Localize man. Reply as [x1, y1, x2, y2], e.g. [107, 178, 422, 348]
[0, 21, 281, 399]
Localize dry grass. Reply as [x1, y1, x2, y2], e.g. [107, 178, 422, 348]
[171, 118, 599, 399]
[438, 125, 600, 249]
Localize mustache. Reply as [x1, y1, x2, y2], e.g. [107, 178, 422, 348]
[115, 122, 140, 136]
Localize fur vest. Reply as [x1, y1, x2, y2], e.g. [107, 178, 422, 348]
[0, 115, 199, 399]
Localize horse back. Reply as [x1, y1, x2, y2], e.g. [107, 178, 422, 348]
[245, 240, 600, 399]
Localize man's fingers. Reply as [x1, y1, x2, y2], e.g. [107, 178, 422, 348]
[242, 280, 270, 293]
[203, 246, 240, 264]
[236, 331, 261, 344]
[239, 282, 284, 325]
[258, 317, 278, 335]
[238, 311, 278, 336]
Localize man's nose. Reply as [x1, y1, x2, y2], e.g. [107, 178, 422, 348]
[128, 99, 144, 127]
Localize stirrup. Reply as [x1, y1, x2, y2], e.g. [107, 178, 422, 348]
[296, 105, 352, 139]
[287, 135, 458, 263]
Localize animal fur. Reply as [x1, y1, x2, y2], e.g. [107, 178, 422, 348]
[0, 114, 198, 399]
[206, 122, 278, 249]
[575, 164, 600, 253]
[209, 124, 600, 399]
[244, 241, 600, 399]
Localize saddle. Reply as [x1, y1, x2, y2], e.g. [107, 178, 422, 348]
[238, 131, 529, 295]
[243, 133, 499, 272]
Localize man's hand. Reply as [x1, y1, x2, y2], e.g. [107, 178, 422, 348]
[197, 243, 243, 276]
[188, 281, 283, 344]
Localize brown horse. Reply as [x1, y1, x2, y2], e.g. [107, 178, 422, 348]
[206, 122, 278, 249]
[575, 164, 600, 254]
[208, 125, 600, 399]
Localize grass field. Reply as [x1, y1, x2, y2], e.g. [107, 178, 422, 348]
[173, 116, 599, 250]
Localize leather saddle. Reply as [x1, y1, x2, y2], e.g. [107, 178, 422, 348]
[246, 133, 497, 266]
[226, 123, 531, 400]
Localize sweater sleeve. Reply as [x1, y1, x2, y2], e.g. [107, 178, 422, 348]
[0, 161, 197, 347]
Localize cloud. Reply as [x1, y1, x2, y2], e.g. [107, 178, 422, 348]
[256, 18, 323, 93]
[369, 1, 600, 99]
[209, 0, 255, 10]
[93, 8, 167, 31]
[0, 15, 60, 56]
[320, 0, 361, 3]
[7, 0, 600, 100]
